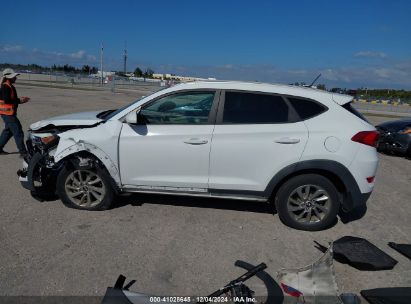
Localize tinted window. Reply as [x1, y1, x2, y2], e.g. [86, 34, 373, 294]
[223, 92, 290, 124]
[288, 97, 326, 120]
[141, 91, 215, 124]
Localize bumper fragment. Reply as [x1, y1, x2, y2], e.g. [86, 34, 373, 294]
[17, 152, 57, 194]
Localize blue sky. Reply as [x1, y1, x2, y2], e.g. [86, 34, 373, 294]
[2, 0, 411, 88]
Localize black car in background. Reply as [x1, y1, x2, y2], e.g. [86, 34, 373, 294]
[376, 118, 411, 158]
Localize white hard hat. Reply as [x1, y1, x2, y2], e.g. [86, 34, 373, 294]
[2, 68, 20, 79]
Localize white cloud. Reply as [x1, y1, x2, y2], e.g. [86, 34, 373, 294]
[0, 44, 23, 52]
[70, 50, 86, 59]
[86, 55, 97, 61]
[0, 45, 98, 66]
[150, 61, 411, 89]
[353, 51, 387, 58]
[1, 44, 410, 88]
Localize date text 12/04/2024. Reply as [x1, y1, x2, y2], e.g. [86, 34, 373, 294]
[149, 297, 257, 303]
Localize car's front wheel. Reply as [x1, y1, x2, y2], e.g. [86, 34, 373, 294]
[56, 166, 114, 210]
[275, 174, 340, 231]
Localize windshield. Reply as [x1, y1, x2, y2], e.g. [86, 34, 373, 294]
[101, 97, 145, 121]
[100, 87, 168, 121]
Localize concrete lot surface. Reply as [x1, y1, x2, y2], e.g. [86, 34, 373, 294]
[0, 85, 410, 298]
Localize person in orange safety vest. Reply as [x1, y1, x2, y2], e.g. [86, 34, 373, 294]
[0, 68, 30, 156]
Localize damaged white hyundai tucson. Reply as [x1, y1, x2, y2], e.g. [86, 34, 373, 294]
[18, 81, 379, 230]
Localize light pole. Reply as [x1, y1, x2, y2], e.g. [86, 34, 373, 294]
[100, 43, 104, 85]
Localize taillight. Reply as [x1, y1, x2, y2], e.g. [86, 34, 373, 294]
[351, 131, 379, 147]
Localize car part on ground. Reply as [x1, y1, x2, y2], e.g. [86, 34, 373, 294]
[388, 242, 411, 260]
[314, 236, 398, 271]
[101, 262, 267, 304]
[339, 293, 361, 304]
[101, 239, 408, 304]
[18, 81, 379, 231]
[360, 287, 411, 304]
[277, 245, 343, 304]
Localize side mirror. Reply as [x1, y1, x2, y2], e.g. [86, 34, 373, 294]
[124, 108, 140, 124]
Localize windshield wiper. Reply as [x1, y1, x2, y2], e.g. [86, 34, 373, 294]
[97, 109, 116, 119]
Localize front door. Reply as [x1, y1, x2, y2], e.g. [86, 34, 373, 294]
[119, 90, 219, 190]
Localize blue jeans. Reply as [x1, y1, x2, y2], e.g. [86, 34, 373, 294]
[0, 115, 27, 154]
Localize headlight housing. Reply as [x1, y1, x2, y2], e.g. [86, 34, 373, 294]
[29, 133, 59, 148]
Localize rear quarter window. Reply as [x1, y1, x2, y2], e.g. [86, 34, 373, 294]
[287, 97, 327, 120]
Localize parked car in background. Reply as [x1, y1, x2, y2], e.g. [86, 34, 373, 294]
[376, 118, 411, 158]
[18, 81, 379, 231]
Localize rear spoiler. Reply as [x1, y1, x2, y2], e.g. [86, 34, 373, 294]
[332, 93, 353, 106]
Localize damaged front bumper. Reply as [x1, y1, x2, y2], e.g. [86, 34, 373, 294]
[17, 159, 32, 191]
[17, 150, 61, 195]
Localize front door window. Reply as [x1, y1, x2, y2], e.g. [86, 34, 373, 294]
[140, 91, 215, 124]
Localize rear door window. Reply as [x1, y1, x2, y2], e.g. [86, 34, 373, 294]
[222, 91, 293, 124]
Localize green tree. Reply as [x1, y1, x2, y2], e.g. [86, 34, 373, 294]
[81, 65, 91, 74]
[134, 67, 143, 77]
[143, 68, 154, 78]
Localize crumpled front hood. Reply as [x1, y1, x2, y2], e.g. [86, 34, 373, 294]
[30, 111, 103, 131]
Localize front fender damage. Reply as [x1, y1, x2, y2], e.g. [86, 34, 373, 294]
[18, 121, 123, 198]
[18, 140, 122, 199]
[53, 139, 121, 186]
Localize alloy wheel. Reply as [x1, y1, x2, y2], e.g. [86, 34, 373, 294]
[64, 169, 106, 208]
[286, 184, 331, 224]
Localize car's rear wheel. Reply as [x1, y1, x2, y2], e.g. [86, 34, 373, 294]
[56, 166, 114, 210]
[275, 174, 340, 231]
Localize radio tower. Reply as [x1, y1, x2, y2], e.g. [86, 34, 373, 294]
[123, 41, 127, 74]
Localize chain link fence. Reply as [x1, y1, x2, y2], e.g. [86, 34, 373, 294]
[17, 72, 165, 92]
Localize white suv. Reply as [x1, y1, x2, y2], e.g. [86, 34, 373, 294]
[18, 81, 379, 230]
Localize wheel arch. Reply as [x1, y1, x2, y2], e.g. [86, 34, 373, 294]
[265, 160, 362, 212]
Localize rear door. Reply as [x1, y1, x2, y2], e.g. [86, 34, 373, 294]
[208, 90, 309, 192]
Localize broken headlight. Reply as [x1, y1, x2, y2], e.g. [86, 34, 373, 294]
[29, 133, 59, 149]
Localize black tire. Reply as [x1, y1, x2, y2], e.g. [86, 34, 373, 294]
[275, 174, 340, 231]
[56, 166, 114, 211]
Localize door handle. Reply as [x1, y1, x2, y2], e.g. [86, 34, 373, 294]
[184, 138, 209, 145]
[274, 137, 300, 144]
